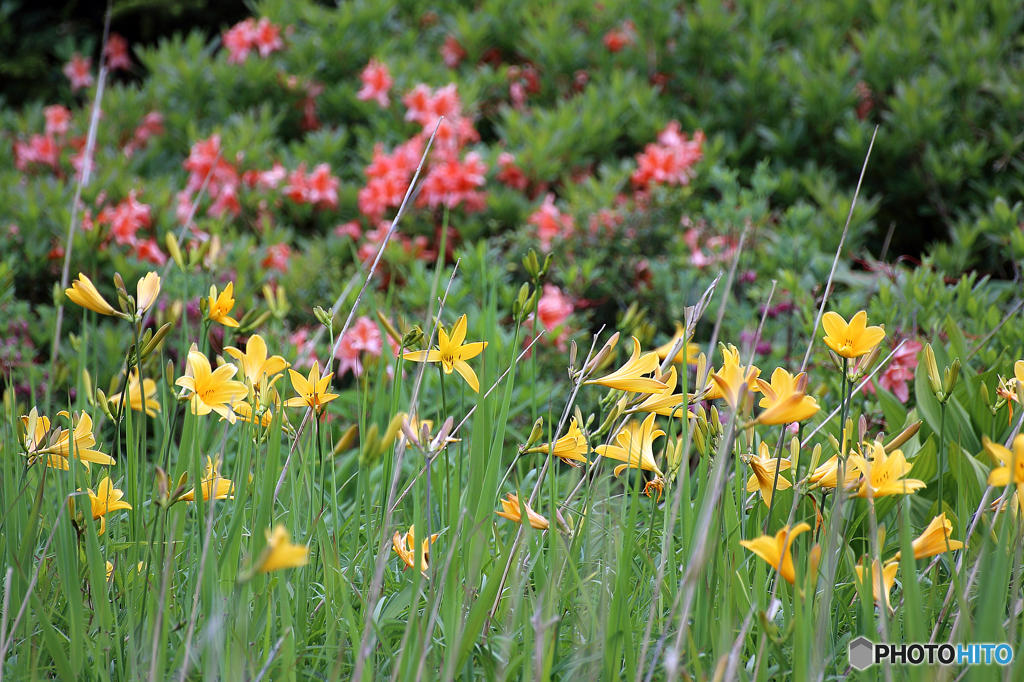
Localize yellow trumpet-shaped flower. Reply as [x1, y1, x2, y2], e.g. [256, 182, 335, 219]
[225, 333, 290, 387]
[744, 442, 792, 507]
[255, 525, 309, 573]
[821, 311, 885, 359]
[231, 400, 275, 428]
[847, 440, 926, 498]
[534, 417, 589, 466]
[893, 513, 964, 561]
[710, 344, 761, 409]
[496, 493, 549, 530]
[595, 412, 666, 478]
[584, 337, 667, 394]
[78, 477, 132, 535]
[809, 454, 860, 490]
[654, 323, 700, 365]
[180, 456, 234, 503]
[392, 525, 440, 573]
[65, 273, 122, 317]
[284, 361, 339, 413]
[175, 350, 249, 423]
[207, 281, 239, 328]
[22, 409, 115, 468]
[402, 314, 488, 392]
[634, 367, 692, 418]
[855, 559, 899, 613]
[135, 271, 161, 314]
[754, 368, 820, 425]
[983, 434, 1024, 505]
[109, 369, 161, 417]
[739, 522, 811, 585]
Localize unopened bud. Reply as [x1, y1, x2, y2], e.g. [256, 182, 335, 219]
[790, 437, 800, 474]
[376, 311, 402, 346]
[141, 323, 172, 361]
[884, 420, 921, 453]
[525, 417, 544, 449]
[924, 344, 943, 397]
[523, 249, 540, 279]
[943, 357, 960, 398]
[402, 326, 424, 350]
[166, 233, 186, 272]
[540, 253, 553, 279]
[382, 413, 404, 452]
[313, 306, 333, 330]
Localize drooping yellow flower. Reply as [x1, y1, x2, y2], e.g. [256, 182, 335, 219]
[534, 417, 589, 466]
[654, 323, 700, 365]
[983, 434, 1024, 507]
[254, 525, 309, 573]
[207, 281, 239, 328]
[21, 409, 115, 468]
[174, 349, 249, 423]
[855, 559, 899, 613]
[284, 361, 339, 413]
[495, 493, 549, 530]
[231, 400, 275, 428]
[634, 367, 691, 418]
[135, 272, 161, 314]
[402, 314, 488, 392]
[995, 360, 1024, 425]
[584, 336, 667, 394]
[744, 442, 792, 507]
[990, 490, 1021, 518]
[809, 454, 860, 490]
[392, 525, 440, 573]
[109, 369, 161, 417]
[179, 456, 234, 503]
[847, 440, 926, 498]
[739, 522, 811, 585]
[595, 412, 666, 478]
[78, 477, 132, 535]
[821, 311, 885, 359]
[893, 513, 964, 561]
[754, 368, 820, 425]
[710, 344, 761, 409]
[225, 334, 290, 387]
[65, 273, 123, 317]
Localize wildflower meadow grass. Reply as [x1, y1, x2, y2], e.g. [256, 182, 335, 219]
[4, 1, 1024, 681]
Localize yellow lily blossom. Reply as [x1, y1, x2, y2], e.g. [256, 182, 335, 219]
[207, 281, 239, 328]
[821, 311, 885, 359]
[739, 522, 811, 585]
[634, 367, 692, 418]
[994, 360, 1024, 425]
[106, 560, 114, 581]
[893, 513, 964, 561]
[22, 409, 115, 468]
[710, 344, 761, 409]
[495, 493, 549, 530]
[983, 434, 1024, 507]
[232, 400, 275, 428]
[654, 322, 700, 365]
[584, 336, 666, 394]
[179, 456, 234, 502]
[595, 412, 666, 478]
[744, 442, 792, 507]
[135, 271, 161, 314]
[78, 477, 132, 535]
[65, 273, 123, 317]
[225, 333, 290, 386]
[255, 525, 309, 573]
[534, 417, 589, 466]
[284, 361, 339, 413]
[855, 559, 899, 613]
[402, 314, 488, 392]
[109, 369, 160, 417]
[174, 349, 249, 422]
[754, 368, 820, 425]
[809, 454, 860, 490]
[847, 440, 926, 498]
[392, 525, 440, 573]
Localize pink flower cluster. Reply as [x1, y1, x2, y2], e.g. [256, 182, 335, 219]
[495, 152, 528, 191]
[82, 191, 165, 265]
[402, 83, 480, 160]
[63, 54, 93, 92]
[283, 164, 340, 209]
[863, 340, 923, 403]
[223, 17, 284, 64]
[528, 194, 575, 251]
[356, 59, 393, 108]
[441, 35, 467, 69]
[683, 220, 738, 269]
[631, 121, 705, 189]
[358, 137, 425, 223]
[334, 316, 400, 378]
[104, 33, 132, 71]
[123, 112, 165, 158]
[525, 284, 575, 351]
[603, 20, 637, 53]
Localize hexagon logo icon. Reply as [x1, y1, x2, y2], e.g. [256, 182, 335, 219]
[849, 636, 875, 671]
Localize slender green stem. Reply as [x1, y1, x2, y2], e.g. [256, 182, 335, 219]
[937, 402, 947, 514]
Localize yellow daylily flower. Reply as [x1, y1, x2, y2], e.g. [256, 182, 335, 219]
[809, 454, 860, 490]
[821, 311, 885, 359]
[739, 522, 811, 585]
[65, 273, 123, 317]
[584, 336, 666, 394]
[710, 344, 761, 409]
[595, 412, 666, 478]
[224, 333, 290, 387]
[78, 477, 132, 535]
[496, 493, 549, 530]
[284, 361, 339, 413]
[179, 456, 234, 503]
[754, 368, 820, 425]
[231, 400, 275, 428]
[105, 560, 114, 581]
[109, 369, 161, 417]
[255, 525, 309, 573]
[744, 442, 792, 507]
[855, 559, 899, 613]
[654, 323, 700, 365]
[22, 409, 115, 468]
[893, 513, 964, 561]
[634, 367, 692, 418]
[207, 281, 239, 328]
[392, 525, 440, 573]
[135, 271, 161, 314]
[847, 440, 927, 498]
[402, 314, 488, 392]
[534, 417, 589, 466]
[983, 434, 1024, 507]
[174, 350, 249, 423]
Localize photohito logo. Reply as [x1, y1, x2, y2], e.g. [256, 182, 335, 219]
[849, 636, 1014, 670]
